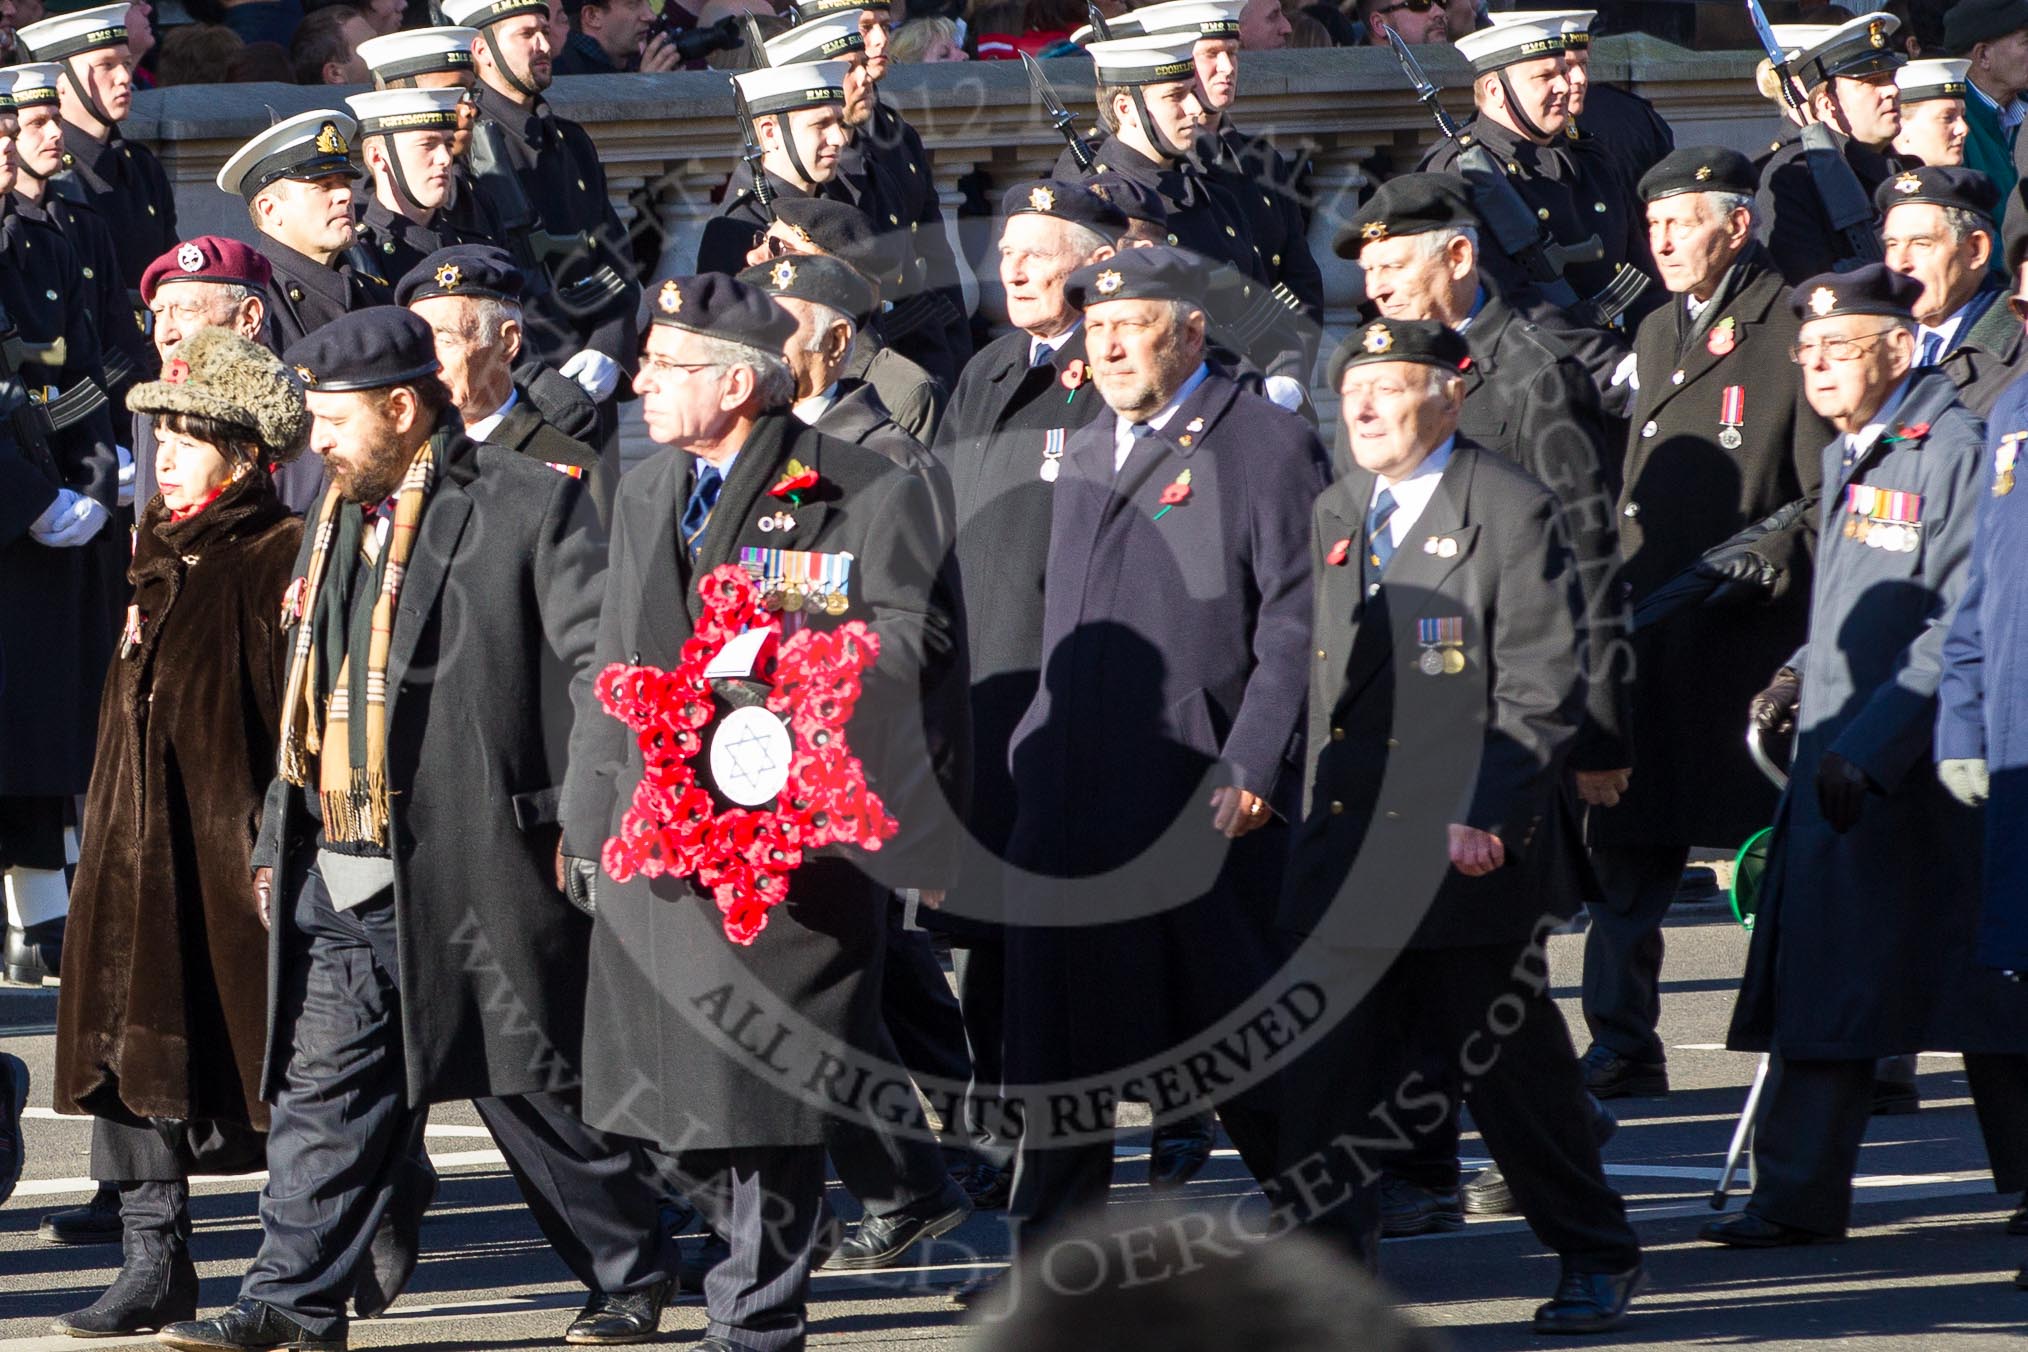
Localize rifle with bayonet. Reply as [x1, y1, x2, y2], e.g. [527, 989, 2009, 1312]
[1744, 0, 1881, 268]
[0, 308, 76, 487]
[734, 16, 777, 221]
[1386, 28, 1648, 328]
[1022, 52, 1096, 172]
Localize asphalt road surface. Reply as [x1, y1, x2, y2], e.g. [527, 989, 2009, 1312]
[5, 892, 2026, 1350]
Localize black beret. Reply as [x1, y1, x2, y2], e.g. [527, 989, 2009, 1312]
[1000, 179, 1130, 237]
[1874, 164, 2002, 222]
[766, 196, 904, 284]
[1637, 146, 1758, 203]
[647, 272, 799, 351]
[284, 307, 440, 394]
[283, 306, 438, 391]
[1325, 318, 1471, 388]
[1086, 173, 1169, 231]
[1790, 263, 1923, 323]
[1063, 244, 1206, 310]
[737, 254, 878, 326]
[1945, 0, 2028, 51]
[1336, 173, 1473, 258]
[396, 244, 525, 307]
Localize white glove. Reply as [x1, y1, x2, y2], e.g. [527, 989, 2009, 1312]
[1939, 757, 1990, 808]
[560, 349, 621, 403]
[1263, 375, 1305, 413]
[116, 445, 135, 508]
[29, 489, 111, 548]
[1611, 352, 1640, 392]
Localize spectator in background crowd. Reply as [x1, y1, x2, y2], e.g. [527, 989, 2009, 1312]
[1238, 0, 1289, 46]
[184, 0, 305, 48]
[1285, 8, 1332, 45]
[1358, 0, 1447, 46]
[1885, 0, 1949, 56]
[694, 0, 778, 67]
[889, 13, 966, 59]
[228, 38, 294, 78]
[1444, 0, 1479, 37]
[156, 21, 244, 83]
[290, 2, 373, 83]
[125, 0, 156, 83]
[553, 0, 682, 74]
[307, 0, 406, 32]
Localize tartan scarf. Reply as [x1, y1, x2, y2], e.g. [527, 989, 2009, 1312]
[276, 433, 441, 849]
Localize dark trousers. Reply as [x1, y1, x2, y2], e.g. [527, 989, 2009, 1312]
[677, 1144, 828, 1352]
[1750, 1051, 2028, 1235]
[241, 865, 665, 1335]
[1277, 942, 1639, 1274]
[880, 904, 972, 1090]
[1580, 844, 1688, 1065]
[951, 938, 1015, 1170]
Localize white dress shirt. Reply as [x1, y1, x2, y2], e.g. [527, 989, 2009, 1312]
[463, 386, 519, 444]
[1113, 362, 1210, 472]
[1368, 436, 1455, 546]
[792, 382, 840, 426]
[1840, 376, 1913, 469]
[1028, 322, 1080, 370]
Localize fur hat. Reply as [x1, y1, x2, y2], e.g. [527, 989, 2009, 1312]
[126, 327, 311, 464]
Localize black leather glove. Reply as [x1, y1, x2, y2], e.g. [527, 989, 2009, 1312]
[561, 856, 599, 918]
[1691, 548, 1781, 609]
[1815, 751, 1874, 833]
[1749, 666, 1801, 737]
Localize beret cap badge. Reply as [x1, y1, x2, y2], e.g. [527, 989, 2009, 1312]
[1029, 185, 1056, 212]
[176, 242, 205, 272]
[1095, 268, 1124, 296]
[1361, 221, 1389, 242]
[1694, 165, 1712, 181]
[1810, 286, 1838, 316]
[770, 259, 797, 289]
[295, 363, 318, 386]
[434, 262, 462, 290]
[1895, 172, 1922, 194]
[658, 279, 683, 315]
[1363, 322, 1394, 355]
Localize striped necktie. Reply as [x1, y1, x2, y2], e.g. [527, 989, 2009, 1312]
[682, 464, 722, 560]
[1365, 487, 1398, 579]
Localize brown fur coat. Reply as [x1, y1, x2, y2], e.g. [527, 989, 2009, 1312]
[55, 471, 301, 1131]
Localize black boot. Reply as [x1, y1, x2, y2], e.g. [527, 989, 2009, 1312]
[4, 917, 63, 985]
[40, 1181, 125, 1245]
[52, 1181, 200, 1335]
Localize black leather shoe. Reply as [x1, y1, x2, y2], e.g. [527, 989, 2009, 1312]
[1580, 1045, 1668, 1099]
[677, 1230, 730, 1295]
[1871, 1078, 1921, 1116]
[1699, 1212, 1840, 1248]
[156, 1299, 346, 1351]
[0, 1053, 25, 1208]
[1379, 1176, 1463, 1237]
[822, 1195, 973, 1270]
[5, 917, 63, 985]
[1532, 1265, 1644, 1335]
[957, 1162, 1011, 1210]
[2015, 1264, 2028, 1290]
[562, 1278, 670, 1346]
[353, 1155, 437, 1317]
[41, 1182, 124, 1245]
[2008, 1192, 2028, 1237]
[1460, 1165, 1513, 1216]
[1148, 1111, 1216, 1192]
[52, 1241, 199, 1335]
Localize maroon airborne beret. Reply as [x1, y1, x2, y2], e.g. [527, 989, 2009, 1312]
[140, 236, 274, 305]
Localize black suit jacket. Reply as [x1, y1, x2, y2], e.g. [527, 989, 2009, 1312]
[1284, 441, 1586, 950]
[560, 413, 959, 1150]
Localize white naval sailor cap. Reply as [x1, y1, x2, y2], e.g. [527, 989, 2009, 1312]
[1487, 9, 1596, 49]
[732, 61, 849, 117]
[765, 15, 865, 66]
[216, 110, 362, 201]
[1788, 12, 1903, 92]
[1896, 58, 1971, 103]
[0, 63, 62, 108]
[1069, 0, 1244, 46]
[346, 87, 466, 138]
[1767, 23, 1833, 59]
[1454, 16, 1570, 73]
[437, 0, 548, 31]
[0, 70, 16, 117]
[18, 4, 129, 61]
[1087, 33, 1201, 86]
[358, 26, 479, 83]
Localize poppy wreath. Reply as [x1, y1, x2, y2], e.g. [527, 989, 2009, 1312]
[594, 563, 897, 945]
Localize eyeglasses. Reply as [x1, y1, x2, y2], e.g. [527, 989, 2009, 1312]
[1787, 328, 1900, 364]
[765, 234, 797, 259]
[1372, 0, 1438, 12]
[636, 356, 722, 379]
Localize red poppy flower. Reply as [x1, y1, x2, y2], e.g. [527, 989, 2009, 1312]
[163, 358, 191, 384]
[1061, 359, 1086, 391]
[1326, 537, 1351, 567]
[769, 468, 820, 499]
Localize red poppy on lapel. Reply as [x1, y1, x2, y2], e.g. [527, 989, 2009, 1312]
[1326, 537, 1351, 566]
[1153, 469, 1193, 520]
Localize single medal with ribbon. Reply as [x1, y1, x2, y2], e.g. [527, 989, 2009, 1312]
[1997, 432, 2024, 497]
[1718, 384, 1745, 450]
[1040, 427, 1065, 482]
[1417, 615, 1465, 675]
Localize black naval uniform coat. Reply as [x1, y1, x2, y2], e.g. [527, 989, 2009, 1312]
[1756, 128, 1900, 284]
[1002, 368, 1327, 1083]
[1055, 134, 1264, 279]
[354, 196, 502, 295]
[932, 326, 1108, 917]
[1597, 247, 1828, 851]
[1574, 81, 1675, 189]
[55, 118, 177, 322]
[250, 430, 608, 1106]
[1420, 114, 1653, 319]
[1206, 120, 1324, 331]
[254, 235, 394, 353]
[1456, 289, 1628, 778]
[846, 100, 974, 388]
[560, 413, 956, 1150]
[469, 83, 641, 370]
[0, 203, 120, 800]
[1730, 369, 2027, 1058]
[24, 190, 151, 399]
[1934, 280, 2028, 417]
